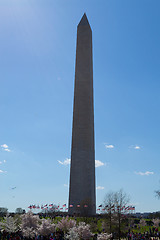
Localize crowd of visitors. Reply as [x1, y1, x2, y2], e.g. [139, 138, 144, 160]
[0, 230, 98, 240]
[0, 230, 160, 240]
[0, 230, 65, 240]
[126, 231, 160, 240]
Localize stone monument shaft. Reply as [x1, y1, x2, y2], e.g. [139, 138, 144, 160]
[69, 14, 96, 216]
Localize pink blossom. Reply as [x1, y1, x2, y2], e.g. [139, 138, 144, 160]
[38, 218, 56, 236]
[97, 233, 112, 240]
[153, 218, 160, 228]
[20, 211, 40, 238]
[77, 222, 94, 240]
[57, 216, 76, 232]
[0, 215, 18, 233]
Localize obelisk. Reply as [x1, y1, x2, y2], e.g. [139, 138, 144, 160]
[69, 13, 96, 216]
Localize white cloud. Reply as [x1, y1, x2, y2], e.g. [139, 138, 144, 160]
[4, 149, 11, 152]
[64, 184, 68, 187]
[96, 186, 104, 190]
[58, 158, 105, 168]
[129, 145, 141, 150]
[1, 144, 8, 149]
[135, 171, 154, 176]
[134, 145, 141, 149]
[105, 144, 114, 149]
[0, 170, 7, 173]
[95, 160, 105, 168]
[0, 160, 6, 164]
[58, 158, 71, 165]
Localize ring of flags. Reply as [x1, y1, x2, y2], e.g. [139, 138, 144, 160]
[28, 203, 135, 213]
[96, 205, 135, 212]
[28, 203, 90, 211]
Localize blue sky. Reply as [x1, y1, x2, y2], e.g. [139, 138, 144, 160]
[0, 0, 160, 213]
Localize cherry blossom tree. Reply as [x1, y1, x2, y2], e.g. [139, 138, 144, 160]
[20, 211, 40, 238]
[97, 233, 112, 240]
[57, 216, 76, 232]
[0, 215, 18, 233]
[76, 222, 94, 240]
[65, 226, 79, 240]
[153, 219, 160, 228]
[65, 222, 93, 240]
[38, 218, 56, 236]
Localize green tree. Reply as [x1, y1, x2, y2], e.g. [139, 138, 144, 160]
[0, 207, 8, 216]
[15, 208, 24, 214]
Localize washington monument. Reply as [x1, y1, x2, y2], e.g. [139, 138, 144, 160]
[68, 14, 96, 216]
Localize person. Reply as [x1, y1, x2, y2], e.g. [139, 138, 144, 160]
[93, 233, 97, 240]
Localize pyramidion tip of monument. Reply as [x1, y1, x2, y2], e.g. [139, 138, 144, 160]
[78, 13, 91, 29]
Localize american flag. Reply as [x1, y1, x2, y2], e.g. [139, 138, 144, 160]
[128, 206, 135, 210]
[120, 206, 125, 211]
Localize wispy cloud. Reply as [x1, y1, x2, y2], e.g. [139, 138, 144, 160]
[0, 170, 7, 173]
[64, 184, 68, 187]
[58, 158, 105, 168]
[134, 145, 141, 149]
[4, 149, 11, 152]
[95, 160, 105, 168]
[58, 158, 71, 165]
[130, 145, 141, 150]
[1, 144, 11, 152]
[96, 186, 104, 190]
[0, 160, 6, 164]
[1, 144, 8, 149]
[105, 144, 114, 149]
[135, 171, 154, 176]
